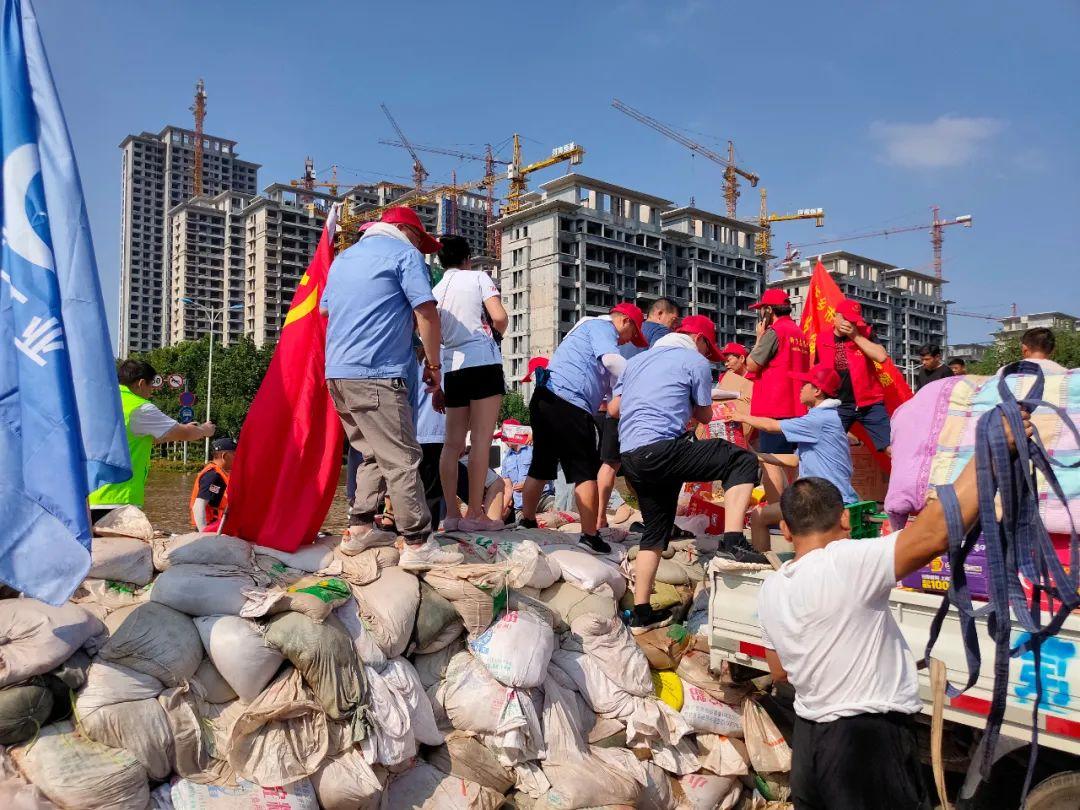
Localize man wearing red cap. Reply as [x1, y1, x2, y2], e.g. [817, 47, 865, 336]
[741, 363, 861, 550]
[746, 288, 811, 500]
[609, 315, 764, 632]
[721, 342, 749, 378]
[517, 303, 648, 554]
[816, 299, 892, 454]
[322, 207, 463, 569]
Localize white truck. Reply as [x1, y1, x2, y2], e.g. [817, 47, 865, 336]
[708, 564, 1080, 808]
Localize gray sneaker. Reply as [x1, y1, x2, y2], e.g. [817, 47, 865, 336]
[341, 526, 397, 556]
[399, 538, 464, 570]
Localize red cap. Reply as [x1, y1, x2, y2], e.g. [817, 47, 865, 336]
[501, 419, 530, 445]
[521, 356, 549, 382]
[720, 342, 747, 358]
[379, 207, 443, 254]
[611, 302, 648, 348]
[790, 364, 842, 397]
[749, 288, 790, 311]
[836, 299, 865, 327]
[677, 315, 722, 361]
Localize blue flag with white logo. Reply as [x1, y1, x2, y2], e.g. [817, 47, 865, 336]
[0, 0, 130, 604]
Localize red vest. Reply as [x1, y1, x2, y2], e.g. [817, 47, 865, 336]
[750, 316, 810, 418]
[816, 328, 884, 408]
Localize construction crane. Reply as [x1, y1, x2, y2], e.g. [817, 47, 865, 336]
[380, 103, 428, 191]
[756, 188, 824, 256]
[792, 209, 973, 279]
[378, 139, 511, 168]
[290, 157, 341, 197]
[505, 134, 585, 213]
[611, 98, 758, 218]
[190, 79, 207, 197]
[950, 303, 1016, 322]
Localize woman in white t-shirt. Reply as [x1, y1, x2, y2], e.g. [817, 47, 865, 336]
[431, 235, 509, 532]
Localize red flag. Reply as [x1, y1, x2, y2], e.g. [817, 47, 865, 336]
[224, 206, 344, 550]
[800, 259, 913, 472]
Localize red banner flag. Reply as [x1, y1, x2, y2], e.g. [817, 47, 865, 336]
[800, 259, 913, 471]
[224, 207, 344, 550]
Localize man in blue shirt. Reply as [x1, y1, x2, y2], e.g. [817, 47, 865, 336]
[322, 207, 462, 569]
[609, 315, 764, 633]
[518, 303, 647, 553]
[741, 364, 861, 551]
[499, 425, 554, 519]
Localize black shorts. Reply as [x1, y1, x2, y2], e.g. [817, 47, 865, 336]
[791, 711, 929, 810]
[443, 364, 506, 409]
[837, 401, 892, 451]
[596, 414, 621, 464]
[621, 433, 759, 552]
[528, 386, 601, 485]
[758, 430, 797, 454]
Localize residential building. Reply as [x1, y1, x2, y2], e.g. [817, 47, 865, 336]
[494, 174, 764, 384]
[118, 126, 259, 356]
[945, 342, 991, 365]
[996, 311, 1080, 338]
[769, 250, 948, 382]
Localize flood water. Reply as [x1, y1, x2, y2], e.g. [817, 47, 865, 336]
[143, 467, 351, 536]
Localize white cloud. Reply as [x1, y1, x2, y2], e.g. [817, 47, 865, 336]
[869, 115, 1003, 169]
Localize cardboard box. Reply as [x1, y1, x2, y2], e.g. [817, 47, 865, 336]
[901, 552, 989, 600]
[850, 443, 888, 504]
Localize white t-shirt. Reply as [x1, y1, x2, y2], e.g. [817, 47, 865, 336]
[758, 532, 922, 722]
[432, 268, 502, 372]
[130, 403, 178, 439]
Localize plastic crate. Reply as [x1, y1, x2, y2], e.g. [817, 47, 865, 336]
[846, 500, 882, 539]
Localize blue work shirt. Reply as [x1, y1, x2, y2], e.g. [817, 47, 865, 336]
[322, 235, 435, 379]
[501, 444, 552, 508]
[779, 400, 860, 504]
[619, 319, 671, 360]
[544, 318, 621, 414]
[616, 344, 713, 454]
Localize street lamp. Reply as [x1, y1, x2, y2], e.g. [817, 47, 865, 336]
[181, 298, 243, 461]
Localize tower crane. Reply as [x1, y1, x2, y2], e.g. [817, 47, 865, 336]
[190, 79, 207, 197]
[505, 134, 585, 213]
[756, 188, 824, 256]
[380, 103, 428, 191]
[290, 157, 342, 197]
[378, 139, 511, 168]
[611, 98, 758, 218]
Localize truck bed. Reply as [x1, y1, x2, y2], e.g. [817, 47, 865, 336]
[708, 565, 1080, 756]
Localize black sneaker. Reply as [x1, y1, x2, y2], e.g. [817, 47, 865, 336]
[720, 536, 769, 565]
[629, 521, 645, 533]
[629, 605, 674, 635]
[515, 517, 539, 530]
[579, 532, 612, 554]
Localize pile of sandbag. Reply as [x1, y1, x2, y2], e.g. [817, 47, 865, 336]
[2, 506, 795, 809]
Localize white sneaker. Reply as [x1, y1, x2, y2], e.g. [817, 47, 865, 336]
[341, 526, 397, 556]
[399, 537, 464, 570]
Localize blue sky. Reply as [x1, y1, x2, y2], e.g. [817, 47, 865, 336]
[34, 0, 1080, 346]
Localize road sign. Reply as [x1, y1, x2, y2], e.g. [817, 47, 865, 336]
[167, 373, 185, 390]
[179, 391, 195, 408]
[151, 374, 163, 390]
[178, 406, 195, 424]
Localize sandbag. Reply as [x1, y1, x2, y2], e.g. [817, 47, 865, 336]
[71, 578, 153, 615]
[594, 746, 674, 810]
[152, 564, 262, 616]
[506, 540, 561, 590]
[697, 733, 749, 778]
[352, 567, 421, 658]
[380, 761, 503, 810]
[11, 720, 149, 810]
[192, 658, 237, 704]
[99, 602, 203, 687]
[469, 609, 554, 688]
[538, 581, 616, 632]
[0, 746, 55, 810]
[242, 577, 352, 624]
[426, 731, 516, 795]
[412, 619, 464, 656]
[333, 598, 389, 669]
[309, 748, 383, 810]
[75, 661, 163, 716]
[153, 533, 253, 571]
[0, 600, 104, 687]
[676, 650, 752, 706]
[194, 615, 285, 703]
[421, 565, 507, 637]
[220, 668, 338, 786]
[93, 505, 154, 542]
[412, 637, 467, 691]
[0, 680, 52, 745]
[89, 536, 153, 586]
[679, 680, 743, 736]
[538, 748, 641, 809]
[333, 546, 400, 587]
[415, 581, 461, 651]
[78, 696, 174, 780]
[359, 658, 442, 766]
[263, 611, 365, 721]
[170, 777, 319, 810]
[156, 685, 234, 785]
[678, 772, 741, 810]
[633, 624, 693, 671]
[743, 698, 792, 773]
[545, 547, 626, 598]
[252, 537, 337, 573]
[571, 614, 653, 697]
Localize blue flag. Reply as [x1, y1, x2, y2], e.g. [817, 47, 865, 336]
[0, 0, 130, 604]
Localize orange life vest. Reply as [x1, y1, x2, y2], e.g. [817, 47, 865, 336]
[190, 462, 230, 527]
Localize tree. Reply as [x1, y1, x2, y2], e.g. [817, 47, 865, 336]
[970, 331, 1080, 375]
[499, 391, 530, 424]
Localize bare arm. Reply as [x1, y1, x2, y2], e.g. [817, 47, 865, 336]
[484, 295, 508, 335]
[764, 649, 789, 684]
[159, 421, 214, 444]
[741, 413, 784, 434]
[607, 395, 621, 419]
[414, 301, 442, 389]
[746, 357, 763, 374]
[692, 404, 713, 425]
[757, 451, 799, 469]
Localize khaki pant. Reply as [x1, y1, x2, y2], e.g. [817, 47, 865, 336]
[328, 378, 432, 541]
